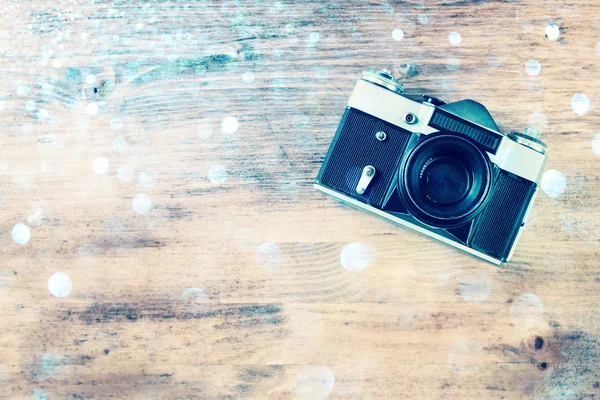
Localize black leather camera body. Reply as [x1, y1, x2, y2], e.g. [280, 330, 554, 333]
[315, 70, 548, 264]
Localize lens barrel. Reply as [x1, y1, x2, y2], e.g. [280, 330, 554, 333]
[398, 134, 491, 228]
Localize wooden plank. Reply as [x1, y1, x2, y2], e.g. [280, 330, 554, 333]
[0, 0, 599, 398]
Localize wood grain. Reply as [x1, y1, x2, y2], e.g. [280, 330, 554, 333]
[1, 0, 600, 398]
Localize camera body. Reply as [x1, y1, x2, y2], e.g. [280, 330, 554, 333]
[315, 70, 548, 264]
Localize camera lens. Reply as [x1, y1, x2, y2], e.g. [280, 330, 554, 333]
[420, 156, 471, 205]
[399, 134, 491, 228]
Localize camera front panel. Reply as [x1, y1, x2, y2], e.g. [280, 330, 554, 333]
[316, 107, 413, 209]
[467, 170, 537, 260]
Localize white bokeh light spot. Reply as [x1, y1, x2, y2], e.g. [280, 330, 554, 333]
[28, 205, 46, 227]
[11, 223, 31, 245]
[0, 363, 9, 385]
[449, 32, 462, 45]
[222, 116, 239, 134]
[85, 74, 96, 84]
[37, 109, 48, 120]
[525, 59, 541, 76]
[93, 157, 109, 175]
[541, 169, 566, 198]
[487, 54, 502, 68]
[208, 164, 229, 184]
[592, 133, 600, 157]
[110, 117, 123, 130]
[48, 272, 72, 298]
[340, 242, 374, 272]
[112, 136, 127, 153]
[418, 14, 429, 25]
[571, 93, 590, 116]
[459, 270, 492, 303]
[392, 29, 404, 41]
[293, 365, 335, 400]
[446, 56, 460, 71]
[132, 194, 152, 215]
[86, 102, 99, 115]
[510, 293, 543, 328]
[32, 389, 48, 399]
[138, 169, 158, 188]
[0, 273, 11, 296]
[117, 165, 134, 182]
[255, 242, 283, 270]
[546, 24, 560, 41]
[242, 71, 255, 83]
[182, 287, 208, 302]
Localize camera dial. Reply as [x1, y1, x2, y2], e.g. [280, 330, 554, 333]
[361, 69, 404, 94]
[508, 127, 547, 155]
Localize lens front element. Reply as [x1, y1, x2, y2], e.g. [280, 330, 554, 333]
[420, 156, 471, 205]
[399, 134, 491, 228]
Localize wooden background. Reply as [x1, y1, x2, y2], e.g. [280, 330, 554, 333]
[1, 0, 599, 398]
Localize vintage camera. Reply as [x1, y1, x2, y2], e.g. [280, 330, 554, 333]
[315, 69, 548, 264]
